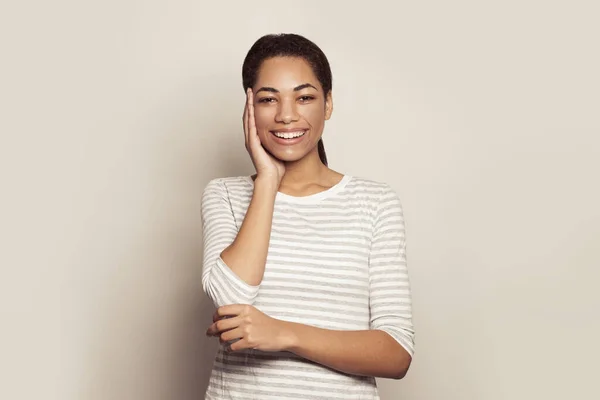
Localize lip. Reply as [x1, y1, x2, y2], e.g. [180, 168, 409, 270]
[270, 128, 309, 133]
[269, 129, 308, 146]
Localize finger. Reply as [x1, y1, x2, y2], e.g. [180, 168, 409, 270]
[247, 89, 259, 146]
[243, 89, 250, 147]
[228, 337, 248, 352]
[212, 305, 238, 322]
[206, 315, 243, 336]
[243, 88, 249, 120]
[212, 309, 232, 322]
[216, 304, 246, 320]
[220, 326, 244, 343]
[248, 89, 256, 132]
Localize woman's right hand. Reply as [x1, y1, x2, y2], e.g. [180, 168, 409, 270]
[244, 88, 285, 184]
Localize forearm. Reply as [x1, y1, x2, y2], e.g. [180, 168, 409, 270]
[220, 176, 278, 285]
[282, 321, 412, 379]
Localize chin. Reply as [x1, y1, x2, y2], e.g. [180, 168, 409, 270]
[266, 148, 308, 163]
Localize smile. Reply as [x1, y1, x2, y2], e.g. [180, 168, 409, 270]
[271, 130, 307, 139]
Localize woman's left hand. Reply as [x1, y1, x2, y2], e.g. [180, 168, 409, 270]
[206, 304, 294, 352]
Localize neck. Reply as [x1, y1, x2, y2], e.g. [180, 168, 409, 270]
[281, 148, 329, 186]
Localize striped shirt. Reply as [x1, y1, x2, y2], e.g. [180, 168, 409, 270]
[201, 175, 414, 400]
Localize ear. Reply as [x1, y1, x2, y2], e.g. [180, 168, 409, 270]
[324, 91, 333, 120]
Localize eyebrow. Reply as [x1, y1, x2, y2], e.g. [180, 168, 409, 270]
[255, 83, 318, 94]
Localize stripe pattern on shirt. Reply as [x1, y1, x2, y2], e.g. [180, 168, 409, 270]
[201, 175, 414, 400]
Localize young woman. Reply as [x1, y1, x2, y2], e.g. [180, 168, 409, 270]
[201, 33, 414, 399]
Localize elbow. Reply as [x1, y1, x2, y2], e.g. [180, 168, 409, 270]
[377, 328, 414, 380]
[202, 265, 260, 308]
[201, 274, 221, 308]
[201, 269, 230, 308]
[392, 368, 409, 380]
[391, 351, 412, 380]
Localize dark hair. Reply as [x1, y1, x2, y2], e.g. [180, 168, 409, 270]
[242, 33, 331, 166]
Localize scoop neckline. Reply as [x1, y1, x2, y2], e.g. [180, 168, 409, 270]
[244, 175, 352, 203]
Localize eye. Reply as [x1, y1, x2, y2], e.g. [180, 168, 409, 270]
[258, 97, 276, 103]
[298, 95, 315, 103]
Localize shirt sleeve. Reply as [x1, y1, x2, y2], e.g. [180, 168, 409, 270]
[368, 184, 415, 357]
[201, 178, 260, 308]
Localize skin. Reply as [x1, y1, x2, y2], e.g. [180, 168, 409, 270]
[207, 56, 412, 380]
[250, 56, 343, 194]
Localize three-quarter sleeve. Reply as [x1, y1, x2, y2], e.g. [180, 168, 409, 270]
[368, 184, 415, 357]
[201, 179, 260, 308]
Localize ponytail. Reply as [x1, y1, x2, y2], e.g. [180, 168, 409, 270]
[318, 138, 328, 166]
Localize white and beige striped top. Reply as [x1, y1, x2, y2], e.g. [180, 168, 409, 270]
[201, 175, 414, 400]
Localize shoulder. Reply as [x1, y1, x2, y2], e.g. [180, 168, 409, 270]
[202, 175, 253, 199]
[345, 175, 401, 199]
[341, 175, 405, 221]
[203, 175, 252, 191]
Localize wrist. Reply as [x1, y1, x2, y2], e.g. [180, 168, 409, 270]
[278, 320, 299, 352]
[254, 175, 281, 193]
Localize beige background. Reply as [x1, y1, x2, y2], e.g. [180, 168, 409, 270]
[1, 1, 599, 399]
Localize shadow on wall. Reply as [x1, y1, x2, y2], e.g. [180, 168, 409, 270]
[79, 71, 254, 399]
[173, 74, 254, 397]
[197, 102, 253, 395]
[176, 75, 254, 397]
[197, 131, 252, 396]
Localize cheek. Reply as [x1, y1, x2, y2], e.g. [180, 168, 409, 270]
[298, 107, 325, 126]
[253, 108, 273, 130]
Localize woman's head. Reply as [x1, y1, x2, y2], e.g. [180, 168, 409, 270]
[242, 34, 332, 166]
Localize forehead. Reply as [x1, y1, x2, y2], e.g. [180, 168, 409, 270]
[256, 57, 322, 91]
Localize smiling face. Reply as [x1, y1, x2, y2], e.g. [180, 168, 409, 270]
[252, 57, 333, 162]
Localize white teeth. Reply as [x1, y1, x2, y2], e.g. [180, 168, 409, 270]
[273, 130, 306, 139]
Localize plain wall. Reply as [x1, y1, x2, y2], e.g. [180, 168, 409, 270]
[1, 1, 599, 399]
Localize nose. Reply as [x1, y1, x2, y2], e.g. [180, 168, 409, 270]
[275, 98, 299, 124]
